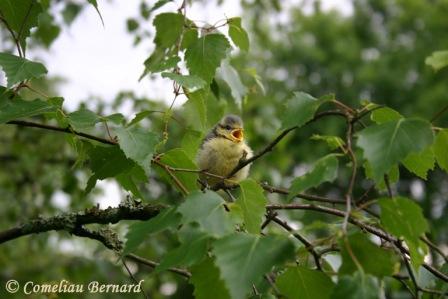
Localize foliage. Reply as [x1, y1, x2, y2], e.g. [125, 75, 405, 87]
[0, 1, 447, 298]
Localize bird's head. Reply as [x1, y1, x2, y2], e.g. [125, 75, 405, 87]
[215, 114, 244, 143]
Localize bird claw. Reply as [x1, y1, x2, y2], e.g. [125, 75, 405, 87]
[239, 150, 248, 163]
[197, 178, 209, 191]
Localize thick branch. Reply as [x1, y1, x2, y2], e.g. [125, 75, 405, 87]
[0, 203, 163, 244]
[71, 226, 123, 251]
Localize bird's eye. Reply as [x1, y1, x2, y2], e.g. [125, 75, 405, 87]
[225, 125, 232, 130]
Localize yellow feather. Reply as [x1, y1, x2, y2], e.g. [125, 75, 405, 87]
[196, 137, 253, 187]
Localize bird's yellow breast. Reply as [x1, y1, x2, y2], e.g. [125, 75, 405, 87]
[196, 137, 253, 184]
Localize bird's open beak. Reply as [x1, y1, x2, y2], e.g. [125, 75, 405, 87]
[231, 128, 244, 142]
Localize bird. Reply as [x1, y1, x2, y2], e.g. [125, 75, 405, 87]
[196, 114, 253, 189]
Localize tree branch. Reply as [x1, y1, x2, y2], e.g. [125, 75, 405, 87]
[343, 118, 357, 233]
[0, 203, 163, 244]
[431, 103, 448, 124]
[6, 120, 117, 145]
[71, 226, 123, 251]
[125, 253, 191, 278]
[16, 0, 34, 56]
[226, 110, 346, 178]
[271, 216, 322, 270]
[0, 13, 23, 57]
[266, 203, 448, 283]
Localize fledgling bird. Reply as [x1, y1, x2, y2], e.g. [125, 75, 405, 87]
[196, 114, 253, 188]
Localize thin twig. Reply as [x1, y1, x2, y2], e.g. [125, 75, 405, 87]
[396, 241, 419, 298]
[431, 103, 448, 124]
[343, 119, 357, 233]
[266, 203, 448, 283]
[264, 274, 281, 296]
[384, 174, 393, 198]
[393, 275, 416, 298]
[226, 110, 346, 178]
[422, 235, 448, 263]
[23, 83, 50, 98]
[0, 14, 23, 57]
[122, 260, 149, 299]
[352, 105, 384, 123]
[125, 253, 191, 278]
[152, 159, 190, 196]
[261, 182, 346, 204]
[17, 0, 34, 56]
[271, 216, 322, 271]
[7, 120, 117, 145]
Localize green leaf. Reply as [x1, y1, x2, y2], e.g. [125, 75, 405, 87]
[86, 145, 135, 192]
[402, 146, 435, 180]
[0, 53, 47, 87]
[311, 134, 346, 151]
[190, 257, 231, 299]
[62, 3, 82, 25]
[364, 162, 399, 190]
[181, 28, 198, 50]
[339, 233, 398, 277]
[0, 0, 43, 51]
[0, 94, 55, 124]
[425, 50, 448, 71]
[161, 72, 206, 90]
[379, 196, 429, 269]
[34, 12, 61, 48]
[357, 118, 434, 181]
[127, 110, 153, 127]
[67, 109, 99, 130]
[183, 90, 207, 132]
[177, 191, 233, 237]
[281, 91, 328, 129]
[288, 154, 339, 200]
[103, 113, 125, 125]
[159, 148, 199, 193]
[370, 107, 403, 124]
[330, 272, 379, 299]
[150, 0, 174, 13]
[123, 207, 180, 254]
[181, 129, 203, 160]
[116, 126, 159, 177]
[140, 50, 180, 78]
[236, 179, 267, 234]
[434, 129, 448, 172]
[153, 13, 184, 49]
[212, 233, 295, 299]
[379, 197, 429, 244]
[276, 266, 335, 299]
[126, 18, 139, 32]
[185, 34, 231, 83]
[86, 0, 104, 26]
[116, 173, 142, 199]
[227, 17, 250, 51]
[156, 232, 209, 273]
[219, 60, 246, 106]
[115, 165, 146, 199]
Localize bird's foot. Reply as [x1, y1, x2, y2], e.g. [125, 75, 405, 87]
[197, 178, 209, 191]
[239, 150, 248, 164]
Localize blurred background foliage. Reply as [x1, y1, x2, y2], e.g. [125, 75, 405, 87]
[0, 0, 447, 298]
